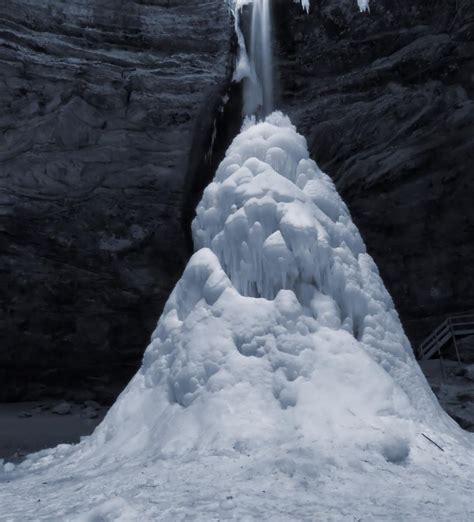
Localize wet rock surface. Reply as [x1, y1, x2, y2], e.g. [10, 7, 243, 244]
[420, 358, 474, 432]
[0, 399, 107, 462]
[0, 0, 233, 400]
[275, 0, 474, 345]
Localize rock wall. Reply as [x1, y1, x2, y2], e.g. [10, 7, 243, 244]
[2, 0, 473, 401]
[0, 0, 234, 400]
[275, 0, 474, 346]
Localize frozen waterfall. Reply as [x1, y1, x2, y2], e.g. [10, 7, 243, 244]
[1, 1, 473, 520]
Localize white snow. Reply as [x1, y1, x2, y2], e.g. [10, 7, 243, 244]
[358, 0, 371, 13]
[297, 0, 310, 13]
[0, 113, 472, 521]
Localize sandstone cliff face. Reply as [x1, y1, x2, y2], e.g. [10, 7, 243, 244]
[275, 0, 474, 346]
[0, 0, 233, 400]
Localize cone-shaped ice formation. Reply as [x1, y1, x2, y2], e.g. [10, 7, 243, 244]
[82, 114, 458, 460]
[2, 114, 473, 521]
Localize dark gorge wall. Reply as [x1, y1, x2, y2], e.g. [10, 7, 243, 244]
[275, 0, 474, 346]
[1, 0, 473, 402]
[0, 0, 234, 401]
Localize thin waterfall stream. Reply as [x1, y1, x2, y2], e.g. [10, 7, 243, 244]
[234, 0, 309, 119]
[249, 0, 273, 117]
[234, 0, 276, 118]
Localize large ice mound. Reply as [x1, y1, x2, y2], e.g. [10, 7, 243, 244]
[85, 113, 455, 462]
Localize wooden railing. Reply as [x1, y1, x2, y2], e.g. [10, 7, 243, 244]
[418, 313, 474, 361]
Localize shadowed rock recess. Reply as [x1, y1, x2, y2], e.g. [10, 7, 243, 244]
[275, 0, 474, 346]
[0, 0, 234, 401]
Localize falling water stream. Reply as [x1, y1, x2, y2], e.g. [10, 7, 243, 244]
[234, 0, 309, 119]
[233, 0, 277, 119]
[249, 0, 273, 117]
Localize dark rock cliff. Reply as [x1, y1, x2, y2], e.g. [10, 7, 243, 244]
[0, 0, 234, 401]
[275, 0, 474, 346]
[1, 0, 473, 401]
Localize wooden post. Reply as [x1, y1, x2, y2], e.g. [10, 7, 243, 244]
[439, 354, 447, 383]
[435, 325, 440, 358]
[435, 327, 447, 382]
[449, 318, 462, 366]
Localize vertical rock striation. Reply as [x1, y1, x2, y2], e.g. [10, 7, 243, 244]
[0, 0, 233, 400]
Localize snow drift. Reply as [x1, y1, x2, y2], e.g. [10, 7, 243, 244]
[2, 114, 473, 521]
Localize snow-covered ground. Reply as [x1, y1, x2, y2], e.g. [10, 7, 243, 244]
[1, 114, 473, 521]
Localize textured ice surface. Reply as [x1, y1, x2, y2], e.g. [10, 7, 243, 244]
[1, 114, 473, 521]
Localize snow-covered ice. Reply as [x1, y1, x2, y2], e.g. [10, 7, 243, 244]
[1, 114, 473, 521]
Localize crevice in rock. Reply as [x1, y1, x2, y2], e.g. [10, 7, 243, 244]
[182, 33, 243, 252]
